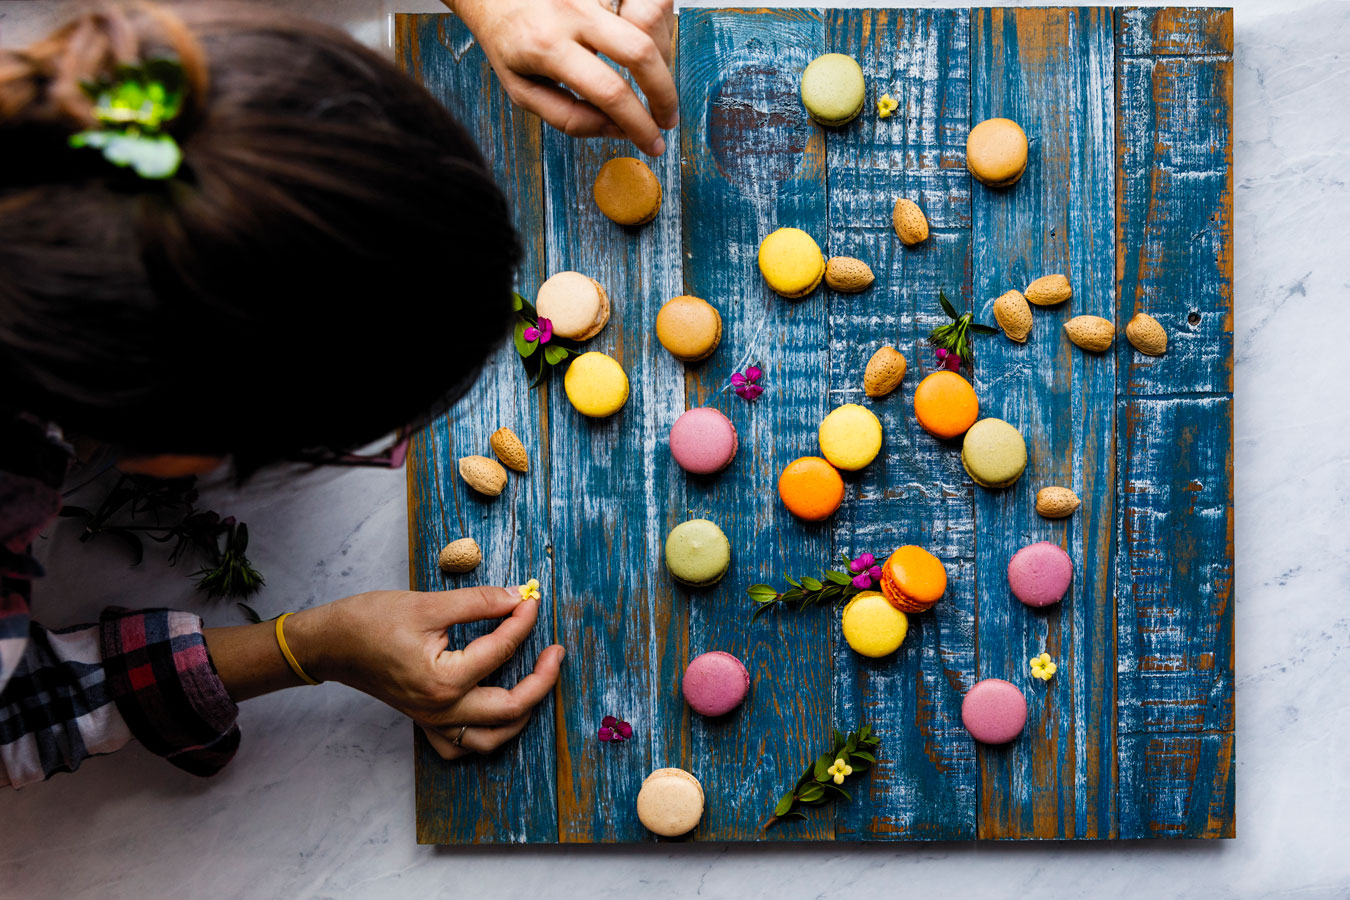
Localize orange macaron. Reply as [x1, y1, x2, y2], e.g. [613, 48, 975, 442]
[879, 545, 947, 613]
[913, 370, 979, 439]
[778, 456, 845, 521]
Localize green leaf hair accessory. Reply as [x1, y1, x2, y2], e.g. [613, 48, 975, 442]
[68, 57, 187, 180]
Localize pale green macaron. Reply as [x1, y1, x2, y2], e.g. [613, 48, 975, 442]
[961, 418, 1028, 489]
[665, 519, 731, 587]
[800, 53, 866, 127]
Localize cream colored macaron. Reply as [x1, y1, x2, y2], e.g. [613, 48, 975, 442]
[966, 118, 1029, 187]
[535, 271, 610, 341]
[636, 767, 704, 837]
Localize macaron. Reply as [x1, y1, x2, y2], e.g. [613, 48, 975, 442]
[535, 271, 610, 341]
[1007, 541, 1073, 608]
[840, 590, 909, 658]
[563, 351, 629, 418]
[966, 117, 1029, 188]
[800, 53, 866, 127]
[818, 403, 883, 471]
[681, 651, 750, 717]
[758, 228, 825, 299]
[656, 295, 722, 362]
[961, 678, 1028, 744]
[879, 545, 947, 614]
[664, 518, 731, 587]
[777, 456, 845, 521]
[637, 767, 705, 836]
[913, 371, 980, 439]
[669, 407, 738, 475]
[961, 418, 1028, 489]
[592, 156, 662, 226]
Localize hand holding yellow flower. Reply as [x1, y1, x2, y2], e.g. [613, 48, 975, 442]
[518, 578, 541, 601]
[1029, 652, 1057, 681]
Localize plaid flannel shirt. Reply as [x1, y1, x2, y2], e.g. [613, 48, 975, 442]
[0, 415, 240, 787]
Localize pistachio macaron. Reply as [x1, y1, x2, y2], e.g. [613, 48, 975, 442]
[818, 403, 883, 471]
[664, 518, 731, 587]
[563, 351, 629, 418]
[966, 117, 1029, 187]
[636, 767, 704, 837]
[961, 418, 1028, 489]
[800, 53, 866, 127]
[592, 157, 662, 226]
[656, 295, 722, 362]
[841, 590, 909, 658]
[535, 271, 610, 341]
[758, 228, 825, 299]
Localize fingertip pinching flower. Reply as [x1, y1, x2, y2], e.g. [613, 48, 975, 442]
[848, 553, 883, 589]
[1030, 652, 1057, 682]
[731, 364, 764, 401]
[597, 715, 632, 743]
[876, 93, 899, 119]
[826, 757, 853, 784]
[518, 578, 541, 601]
[522, 317, 553, 346]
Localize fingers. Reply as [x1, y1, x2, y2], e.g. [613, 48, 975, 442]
[423, 585, 522, 628]
[617, 0, 675, 67]
[500, 71, 622, 140]
[424, 715, 534, 760]
[556, 44, 665, 156]
[438, 596, 540, 683]
[446, 644, 565, 725]
[582, 12, 678, 132]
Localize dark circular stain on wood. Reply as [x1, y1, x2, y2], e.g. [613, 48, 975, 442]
[707, 61, 812, 194]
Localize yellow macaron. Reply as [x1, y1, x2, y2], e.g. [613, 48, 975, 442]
[818, 403, 883, 471]
[841, 591, 909, 658]
[564, 351, 629, 418]
[966, 118, 1029, 187]
[758, 228, 825, 298]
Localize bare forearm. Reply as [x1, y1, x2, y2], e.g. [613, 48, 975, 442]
[203, 605, 330, 702]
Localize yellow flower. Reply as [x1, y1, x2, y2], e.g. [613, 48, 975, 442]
[876, 93, 899, 119]
[1029, 652, 1057, 681]
[826, 757, 854, 784]
[518, 578, 541, 601]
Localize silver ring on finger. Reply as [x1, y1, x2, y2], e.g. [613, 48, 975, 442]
[452, 724, 468, 747]
[608, 0, 623, 14]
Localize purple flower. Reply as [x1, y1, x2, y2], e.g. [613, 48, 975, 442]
[868, 565, 882, 580]
[523, 317, 553, 345]
[848, 553, 883, 589]
[937, 349, 961, 371]
[851, 572, 872, 589]
[732, 364, 765, 401]
[598, 714, 631, 743]
[849, 553, 876, 573]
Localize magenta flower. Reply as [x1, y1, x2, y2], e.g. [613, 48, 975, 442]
[598, 715, 632, 743]
[848, 553, 883, 589]
[935, 347, 961, 371]
[732, 365, 764, 400]
[523, 317, 553, 345]
[849, 553, 876, 572]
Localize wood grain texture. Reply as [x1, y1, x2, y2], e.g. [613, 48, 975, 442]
[678, 7, 835, 841]
[970, 7, 1118, 840]
[825, 8, 977, 841]
[396, 14, 558, 845]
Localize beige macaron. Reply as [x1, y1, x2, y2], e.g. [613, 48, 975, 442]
[636, 767, 704, 837]
[966, 117, 1029, 187]
[535, 271, 610, 341]
[655, 295, 722, 362]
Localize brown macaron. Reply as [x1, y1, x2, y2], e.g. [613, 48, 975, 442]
[535, 271, 610, 341]
[592, 157, 663, 226]
[655, 295, 722, 362]
[966, 118, 1029, 187]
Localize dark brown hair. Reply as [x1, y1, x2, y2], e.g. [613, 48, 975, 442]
[0, 2, 518, 463]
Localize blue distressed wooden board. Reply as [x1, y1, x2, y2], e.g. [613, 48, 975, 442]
[397, 6, 1234, 843]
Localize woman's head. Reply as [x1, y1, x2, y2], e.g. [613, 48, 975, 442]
[0, 2, 518, 465]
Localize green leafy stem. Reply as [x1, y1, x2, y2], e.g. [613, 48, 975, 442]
[747, 558, 866, 621]
[766, 724, 881, 829]
[512, 292, 583, 388]
[928, 289, 999, 369]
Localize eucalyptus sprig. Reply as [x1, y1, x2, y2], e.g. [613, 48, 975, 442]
[928, 289, 999, 371]
[766, 724, 881, 829]
[747, 554, 879, 621]
[512, 292, 584, 387]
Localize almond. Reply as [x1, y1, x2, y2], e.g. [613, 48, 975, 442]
[1035, 486, 1081, 519]
[864, 345, 907, 397]
[1025, 274, 1072, 306]
[891, 198, 929, 246]
[458, 455, 507, 496]
[825, 256, 875, 293]
[1125, 312, 1167, 356]
[993, 289, 1032, 343]
[438, 537, 482, 574]
[1063, 315, 1114, 352]
[489, 426, 529, 473]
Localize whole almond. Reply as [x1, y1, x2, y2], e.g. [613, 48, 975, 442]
[864, 345, 907, 397]
[1125, 312, 1168, 356]
[993, 289, 1032, 343]
[825, 257, 875, 293]
[438, 537, 482, 574]
[1036, 486, 1081, 519]
[1025, 274, 1072, 306]
[458, 455, 507, 496]
[1063, 315, 1114, 352]
[892, 198, 929, 246]
[490, 426, 529, 473]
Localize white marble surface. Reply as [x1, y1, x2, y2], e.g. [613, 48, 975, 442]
[2, 0, 1348, 897]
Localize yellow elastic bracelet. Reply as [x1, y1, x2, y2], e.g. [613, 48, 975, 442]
[275, 612, 322, 685]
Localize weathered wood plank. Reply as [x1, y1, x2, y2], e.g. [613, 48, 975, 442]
[1118, 732, 1234, 839]
[679, 7, 833, 841]
[541, 60, 687, 843]
[824, 8, 977, 841]
[970, 7, 1118, 840]
[396, 13, 558, 845]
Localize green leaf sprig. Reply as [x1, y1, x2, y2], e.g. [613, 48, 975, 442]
[746, 557, 865, 621]
[512, 292, 583, 387]
[928, 289, 999, 371]
[69, 58, 187, 180]
[767, 724, 881, 829]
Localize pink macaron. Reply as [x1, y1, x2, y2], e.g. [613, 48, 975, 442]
[669, 407, 738, 475]
[961, 678, 1027, 744]
[681, 651, 750, 717]
[1006, 541, 1073, 608]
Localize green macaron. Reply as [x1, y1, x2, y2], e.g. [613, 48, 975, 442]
[665, 519, 731, 588]
[800, 53, 865, 127]
[961, 418, 1028, 489]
